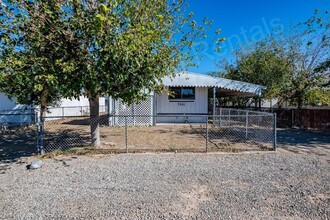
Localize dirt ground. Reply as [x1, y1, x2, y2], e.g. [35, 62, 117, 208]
[102, 125, 272, 152]
[2, 117, 329, 162]
[43, 118, 273, 153]
[0, 126, 37, 162]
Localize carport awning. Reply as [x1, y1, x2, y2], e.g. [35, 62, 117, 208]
[161, 72, 266, 97]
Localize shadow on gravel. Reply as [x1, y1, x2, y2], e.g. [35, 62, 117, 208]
[277, 129, 330, 155]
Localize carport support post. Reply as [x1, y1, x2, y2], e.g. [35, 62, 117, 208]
[205, 115, 208, 153]
[213, 87, 216, 125]
[258, 96, 262, 111]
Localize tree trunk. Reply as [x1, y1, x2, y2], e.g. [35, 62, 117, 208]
[39, 87, 48, 155]
[40, 88, 49, 119]
[89, 95, 100, 147]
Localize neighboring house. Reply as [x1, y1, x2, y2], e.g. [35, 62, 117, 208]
[0, 93, 28, 112]
[46, 97, 106, 117]
[0, 93, 105, 124]
[0, 93, 33, 125]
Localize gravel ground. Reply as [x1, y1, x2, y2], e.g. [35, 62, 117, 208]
[1, 147, 329, 220]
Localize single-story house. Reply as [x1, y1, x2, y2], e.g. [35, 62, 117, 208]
[1, 72, 266, 125]
[108, 72, 266, 125]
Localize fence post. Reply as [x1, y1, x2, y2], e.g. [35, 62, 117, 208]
[152, 94, 157, 126]
[245, 111, 249, 139]
[125, 116, 128, 153]
[35, 112, 39, 153]
[219, 107, 222, 127]
[62, 107, 64, 119]
[107, 98, 111, 126]
[291, 109, 294, 128]
[205, 116, 208, 153]
[273, 113, 277, 151]
[228, 109, 230, 126]
[39, 114, 45, 154]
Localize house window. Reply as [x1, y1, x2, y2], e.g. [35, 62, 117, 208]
[169, 87, 195, 100]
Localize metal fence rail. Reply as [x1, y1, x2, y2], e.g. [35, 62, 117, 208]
[45, 105, 107, 117]
[0, 105, 107, 117]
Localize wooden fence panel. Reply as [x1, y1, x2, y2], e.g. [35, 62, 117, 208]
[266, 109, 330, 131]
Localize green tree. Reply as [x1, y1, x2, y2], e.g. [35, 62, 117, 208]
[210, 41, 292, 108]
[279, 10, 330, 111]
[216, 10, 329, 111]
[314, 59, 330, 87]
[0, 0, 223, 146]
[0, 1, 80, 115]
[228, 41, 292, 100]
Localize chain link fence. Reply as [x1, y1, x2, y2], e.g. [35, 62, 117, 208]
[40, 109, 276, 153]
[208, 109, 276, 152]
[0, 108, 276, 157]
[0, 112, 39, 160]
[45, 105, 107, 117]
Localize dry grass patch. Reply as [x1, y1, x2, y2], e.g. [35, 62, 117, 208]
[43, 118, 272, 153]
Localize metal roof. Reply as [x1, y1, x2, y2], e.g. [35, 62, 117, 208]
[161, 72, 266, 96]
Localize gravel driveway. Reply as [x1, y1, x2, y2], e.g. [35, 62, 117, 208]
[1, 146, 329, 219]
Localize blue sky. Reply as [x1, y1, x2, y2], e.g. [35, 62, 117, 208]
[186, 0, 329, 73]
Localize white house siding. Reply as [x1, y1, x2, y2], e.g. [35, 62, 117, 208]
[156, 87, 208, 114]
[156, 87, 208, 123]
[0, 93, 32, 124]
[0, 93, 20, 111]
[46, 96, 106, 117]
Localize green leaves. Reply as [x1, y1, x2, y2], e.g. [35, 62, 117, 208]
[1, 0, 220, 108]
[34, 84, 44, 92]
[157, 14, 164, 20]
[96, 14, 105, 22]
[219, 9, 329, 108]
[100, 4, 110, 13]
